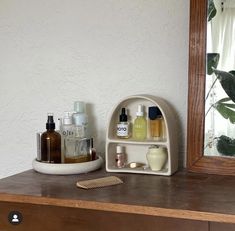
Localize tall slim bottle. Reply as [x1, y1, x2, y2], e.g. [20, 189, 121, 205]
[41, 113, 61, 163]
[133, 104, 147, 140]
[60, 112, 75, 163]
[72, 101, 88, 138]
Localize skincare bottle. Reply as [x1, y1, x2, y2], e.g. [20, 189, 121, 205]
[116, 107, 130, 139]
[72, 101, 88, 138]
[41, 113, 61, 163]
[115, 145, 126, 168]
[133, 104, 147, 140]
[60, 112, 75, 163]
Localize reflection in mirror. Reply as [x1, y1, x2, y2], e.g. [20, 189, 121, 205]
[204, 0, 235, 157]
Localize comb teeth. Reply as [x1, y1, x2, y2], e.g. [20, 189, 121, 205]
[76, 176, 123, 189]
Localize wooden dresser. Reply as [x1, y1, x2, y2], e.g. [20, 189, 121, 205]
[0, 169, 235, 231]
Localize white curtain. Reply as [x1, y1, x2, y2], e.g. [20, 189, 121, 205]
[205, 1, 235, 155]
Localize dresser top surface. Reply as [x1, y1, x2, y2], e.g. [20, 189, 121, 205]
[0, 168, 235, 223]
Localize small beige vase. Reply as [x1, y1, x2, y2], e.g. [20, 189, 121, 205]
[146, 145, 167, 171]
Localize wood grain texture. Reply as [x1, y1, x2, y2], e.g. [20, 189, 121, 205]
[210, 222, 235, 231]
[0, 170, 235, 224]
[0, 201, 208, 231]
[187, 0, 235, 175]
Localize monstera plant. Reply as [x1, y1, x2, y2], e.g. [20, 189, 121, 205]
[206, 55, 235, 156]
[205, 0, 235, 156]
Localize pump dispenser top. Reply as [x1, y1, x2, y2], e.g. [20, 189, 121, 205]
[63, 111, 73, 125]
[136, 104, 144, 116]
[46, 113, 56, 130]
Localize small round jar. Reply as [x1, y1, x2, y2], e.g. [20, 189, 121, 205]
[146, 145, 167, 171]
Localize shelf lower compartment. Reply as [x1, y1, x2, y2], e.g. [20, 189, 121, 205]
[106, 142, 169, 175]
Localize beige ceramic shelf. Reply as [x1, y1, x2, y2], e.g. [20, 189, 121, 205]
[105, 94, 178, 176]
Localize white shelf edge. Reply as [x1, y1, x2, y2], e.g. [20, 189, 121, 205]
[106, 138, 168, 146]
[106, 167, 170, 176]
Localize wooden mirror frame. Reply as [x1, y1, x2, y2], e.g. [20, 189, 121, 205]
[187, 0, 235, 175]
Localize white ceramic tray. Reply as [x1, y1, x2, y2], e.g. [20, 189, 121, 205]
[32, 156, 103, 175]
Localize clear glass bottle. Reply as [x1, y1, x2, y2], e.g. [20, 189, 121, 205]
[116, 107, 130, 139]
[60, 112, 75, 163]
[41, 113, 61, 163]
[72, 101, 88, 138]
[133, 104, 147, 140]
[69, 137, 91, 163]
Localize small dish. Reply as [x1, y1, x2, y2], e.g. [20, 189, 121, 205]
[127, 162, 146, 169]
[32, 156, 103, 175]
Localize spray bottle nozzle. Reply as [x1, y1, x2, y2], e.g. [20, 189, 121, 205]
[46, 113, 55, 130]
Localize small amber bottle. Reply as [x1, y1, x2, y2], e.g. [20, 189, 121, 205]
[41, 113, 61, 163]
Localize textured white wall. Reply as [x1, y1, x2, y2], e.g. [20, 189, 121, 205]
[0, 0, 189, 178]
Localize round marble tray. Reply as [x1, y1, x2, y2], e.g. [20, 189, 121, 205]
[32, 156, 103, 175]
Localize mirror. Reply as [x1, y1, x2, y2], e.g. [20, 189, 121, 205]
[204, 0, 235, 157]
[187, 0, 235, 175]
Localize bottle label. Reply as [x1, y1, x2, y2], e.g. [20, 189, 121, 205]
[117, 123, 129, 137]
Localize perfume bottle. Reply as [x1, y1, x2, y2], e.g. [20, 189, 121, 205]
[41, 113, 61, 163]
[148, 106, 163, 140]
[133, 104, 147, 140]
[72, 101, 88, 138]
[116, 107, 130, 139]
[60, 112, 75, 163]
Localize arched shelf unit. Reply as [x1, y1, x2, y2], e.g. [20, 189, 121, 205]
[105, 94, 178, 176]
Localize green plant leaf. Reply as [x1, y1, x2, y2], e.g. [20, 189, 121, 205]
[208, 0, 217, 21]
[229, 70, 235, 76]
[215, 99, 235, 123]
[216, 135, 235, 156]
[216, 97, 231, 103]
[214, 69, 235, 103]
[207, 53, 220, 75]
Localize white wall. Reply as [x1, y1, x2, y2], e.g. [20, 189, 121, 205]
[0, 0, 189, 178]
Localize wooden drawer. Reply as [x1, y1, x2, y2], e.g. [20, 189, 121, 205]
[210, 222, 235, 231]
[0, 201, 208, 231]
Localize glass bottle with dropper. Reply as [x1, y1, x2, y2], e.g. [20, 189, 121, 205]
[116, 107, 130, 139]
[41, 113, 61, 163]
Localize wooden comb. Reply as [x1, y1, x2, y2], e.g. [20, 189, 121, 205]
[76, 176, 123, 189]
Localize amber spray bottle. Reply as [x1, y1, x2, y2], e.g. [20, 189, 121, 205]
[41, 113, 61, 163]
